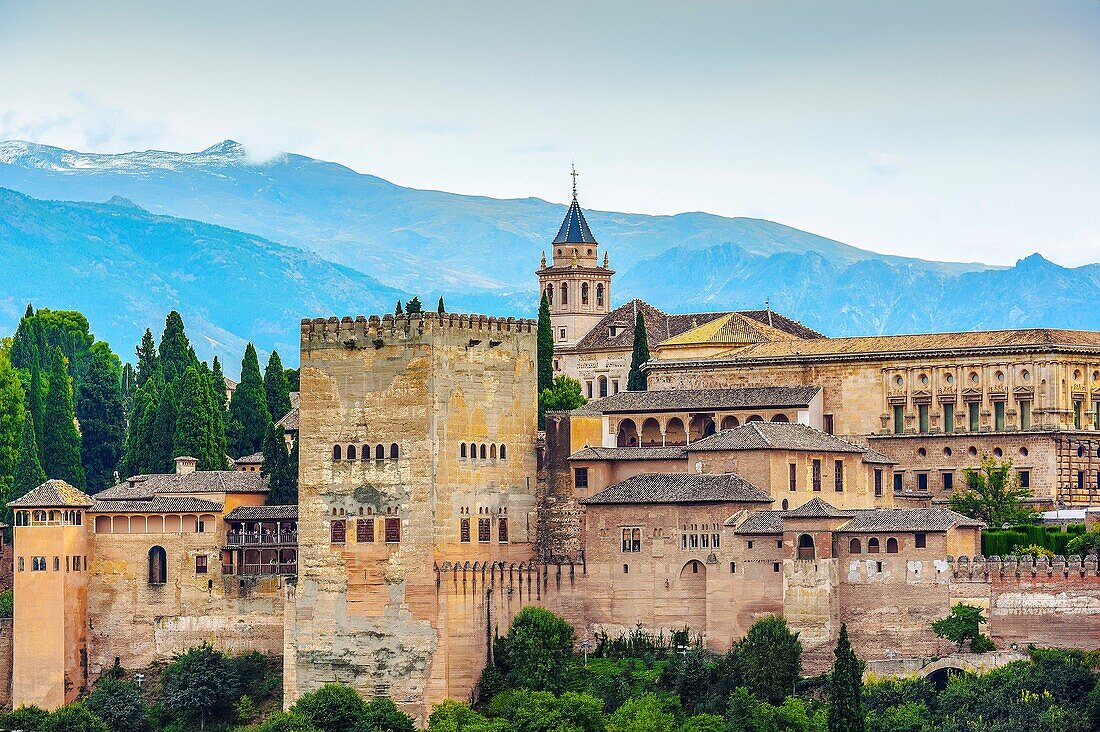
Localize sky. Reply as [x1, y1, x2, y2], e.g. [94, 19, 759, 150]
[0, 0, 1098, 267]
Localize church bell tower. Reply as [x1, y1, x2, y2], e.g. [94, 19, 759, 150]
[535, 167, 614, 349]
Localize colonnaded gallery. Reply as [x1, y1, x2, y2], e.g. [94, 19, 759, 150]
[10, 187, 1100, 722]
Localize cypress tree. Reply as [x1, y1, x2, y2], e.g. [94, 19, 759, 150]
[41, 347, 85, 488]
[158, 311, 191, 386]
[627, 309, 650, 391]
[76, 346, 125, 494]
[537, 293, 554, 394]
[263, 351, 293, 421]
[262, 422, 295, 505]
[287, 435, 299, 502]
[25, 361, 45, 464]
[437, 297, 446, 315]
[121, 374, 162, 477]
[211, 356, 228, 414]
[827, 624, 865, 732]
[173, 366, 220, 469]
[12, 414, 46, 500]
[228, 343, 272, 457]
[149, 377, 177, 473]
[395, 301, 403, 315]
[202, 361, 228, 468]
[0, 357, 26, 509]
[120, 362, 135, 420]
[9, 305, 38, 371]
[135, 328, 159, 387]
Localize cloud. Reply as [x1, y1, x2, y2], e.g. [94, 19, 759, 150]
[865, 150, 904, 178]
[0, 93, 165, 152]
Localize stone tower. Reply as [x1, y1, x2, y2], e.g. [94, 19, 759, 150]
[535, 171, 614, 348]
[9, 480, 93, 710]
[286, 312, 538, 723]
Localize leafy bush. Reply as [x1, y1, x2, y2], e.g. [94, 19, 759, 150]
[0, 589, 12, 619]
[160, 644, 241, 729]
[492, 607, 575, 693]
[1014, 544, 1055, 558]
[85, 677, 148, 732]
[289, 683, 366, 732]
[41, 703, 108, 732]
[0, 705, 49, 731]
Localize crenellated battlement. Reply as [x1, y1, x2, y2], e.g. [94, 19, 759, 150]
[946, 554, 1100, 578]
[300, 312, 536, 347]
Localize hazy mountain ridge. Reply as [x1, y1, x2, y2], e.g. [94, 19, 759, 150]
[1, 139, 1097, 340]
[0, 187, 407, 368]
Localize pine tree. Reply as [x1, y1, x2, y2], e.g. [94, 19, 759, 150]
[0, 357, 26, 512]
[437, 297, 446, 315]
[76, 346, 125, 494]
[395, 301, 403, 315]
[12, 414, 45, 500]
[149, 377, 177, 473]
[9, 304, 39, 371]
[262, 422, 295, 505]
[405, 296, 423, 314]
[158, 311, 192, 386]
[228, 343, 272, 457]
[627, 309, 650, 391]
[173, 366, 221, 469]
[263, 351, 293, 421]
[41, 347, 85, 488]
[135, 328, 159, 387]
[121, 374, 162, 477]
[826, 624, 865, 732]
[537, 293, 554, 394]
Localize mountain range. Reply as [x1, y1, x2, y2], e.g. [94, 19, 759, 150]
[1, 139, 1098, 364]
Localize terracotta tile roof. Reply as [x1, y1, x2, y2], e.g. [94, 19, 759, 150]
[733, 510, 785, 534]
[784, 497, 853, 518]
[569, 446, 688, 461]
[225, 505, 299, 521]
[235, 452, 264, 466]
[841, 508, 984, 532]
[582, 472, 773, 505]
[9, 479, 94, 508]
[97, 471, 268, 500]
[572, 386, 821, 415]
[276, 393, 300, 432]
[686, 422, 862, 454]
[88, 496, 224, 513]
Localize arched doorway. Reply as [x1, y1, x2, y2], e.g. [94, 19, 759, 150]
[617, 419, 639, 447]
[689, 414, 716, 441]
[676, 560, 707, 636]
[797, 534, 816, 560]
[641, 418, 662, 446]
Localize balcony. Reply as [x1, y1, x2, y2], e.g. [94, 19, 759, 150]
[227, 531, 298, 546]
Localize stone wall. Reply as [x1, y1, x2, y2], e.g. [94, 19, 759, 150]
[0, 619, 11, 710]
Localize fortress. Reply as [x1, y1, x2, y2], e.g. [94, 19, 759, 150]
[9, 185, 1100, 722]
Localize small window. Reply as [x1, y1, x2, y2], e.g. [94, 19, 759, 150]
[499, 444, 507, 460]
[886, 537, 899, 553]
[777, 539, 783, 548]
[460, 443, 467, 458]
[1019, 470, 1030, 489]
[812, 459, 822, 491]
[490, 444, 498, 459]
[498, 518, 509, 543]
[849, 538, 861, 554]
[823, 414, 834, 434]
[18, 557, 24, 572]
[384, 517, 401, 543]
[559, 327, 567, 341]
[943, 472, 954, 491]
[478, 518, 491, 543]
[747, 540, 754, 549]
[347, 444, 357, 461]
[876, 561, 883, 573]
[195, 555, 208, 574]
[772, 562, 780, 573]
[390, 443, 399, 459]
[623, 564, 629, 574]
[331, 519, 346, 544]
[574, 468, 589, 489]
[479, 444, 487, 460]
[459, 518, 471, 543]
[874, 469, 883, 497]
[712, 533, 720, 548]
[376, 444, 385, 461]
[834, 459, 844, 492]
[622, 528, 641, 553]
[915, 533, 926, 548]
[788, 463, 797, 492]
[868, 538, 881, 554]
[333, 445, 342, 461]
[729, 561, 736, 574]
[32, 556, 46, 572]
[53, 556, 59, 572]
[893, 473, 903, 491]
[917, 473, 928, 491]
[148, 547, 166, 584]
[357, 519, 375, 543]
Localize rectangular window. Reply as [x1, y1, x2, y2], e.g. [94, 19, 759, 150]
[622, 528, 641, 553]
[559, 327, 567, 341]
[701, 534, 710, 548]
[968, 402, 980, 431]
[574, 468, 589, 489]
[612, 380, 619, 395]
[384, 517, 401, 543]
[712, 533, 721, 548]
[918, 404, 929, 433]
[17, 557, 23, 572]
[1020, 400, 1031, 430]
[773, 562, 780, 573]
[682, 534, 688, 550]
[195, 555, 208, 574]
[917, 473, 928, 491]
[874, 469, 883, 497]
[498, 518, 509, 543]
[834, 459, 844, 492]
[777, 539, 784, 548]
[730, 561, 736, 574]
[1075, 400, 1083, 429]
[893, 473, 903, 492]
[747, 540, 754, 549]
[357, 518, 375, 543]
[943, 472, 954, 491]
[1019, 470, 1030, 489]
[823, 414, 834, 434]
[459, 518, 471, 543]
[789, 463, 797, 492]
[915, 533, 927, 548]
[812, 459, 822, 491]
[893, 405, 904, 434]
[1078, 471, 1085, 490]
[478, 518, 491, 543]
[689, 534, 699, 549]
[73, 556, 81, 572]
[943, 404, 954, 434]
[586, 381, 593, 398]
[994, 401, 1005, 431]
[330, 519, 346, 544]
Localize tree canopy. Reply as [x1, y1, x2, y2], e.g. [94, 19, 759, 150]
[950, 456, 1036, 527]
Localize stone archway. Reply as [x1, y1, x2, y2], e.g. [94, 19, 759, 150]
[920, 657, 979, 690]
[617, 419, 639, 447]
[675, 560, 707, 636]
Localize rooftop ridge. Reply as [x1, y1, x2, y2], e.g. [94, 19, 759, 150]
[300, 312, 537, 346]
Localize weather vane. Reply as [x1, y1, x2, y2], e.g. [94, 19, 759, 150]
[571, 161, 578, 200]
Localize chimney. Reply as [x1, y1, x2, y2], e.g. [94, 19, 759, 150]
[175, 456, 198, 475]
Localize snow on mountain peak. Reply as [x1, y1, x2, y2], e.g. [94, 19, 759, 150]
[0, 139, 251, 175]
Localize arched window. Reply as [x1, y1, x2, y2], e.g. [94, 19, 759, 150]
[560, 282, 569, 305]
[781, 499, 789, 510]
[375, 444, 385, 461]
[581, 282, 589, 304]
[469, 442, 477, 459]
[480, 444, 487, 460]
[490, 444, 498, 459]
[868, 538, 881, 554]
[770, 414, 790, 423]
[346, 444, 356, 461]
[598, 376, 608, 398]
[849, 538, 861, 554]
[746, 415, 764, 423]
[886, 537, 899, 554]
[460, 444, 467, 458]
[797, 534, 815, 560]
[361, 445, 370, 461]
[596, 283, 604, 306]
[546, 284, 554, 305]
[333, 445, 342, 461]
[499, 444, 507, 460]
[148, 546, 167, 585]
[33, 510, 46, 523]
[390, 443, 399, 459]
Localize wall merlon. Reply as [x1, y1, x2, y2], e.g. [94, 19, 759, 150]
[300, 311, 537, 347]
[942, 554, 1100, 578]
